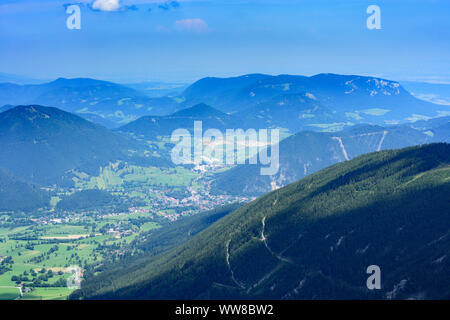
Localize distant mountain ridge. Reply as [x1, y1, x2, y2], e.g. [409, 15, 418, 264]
[182, 73, 448, 132]
[2, 73, 447, 131]
[0, 72, 46, 85]
[0, 78, 181, 125]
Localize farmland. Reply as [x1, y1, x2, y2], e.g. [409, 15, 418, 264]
[0, 213, 161, 300]
[0, 160, 251, 300]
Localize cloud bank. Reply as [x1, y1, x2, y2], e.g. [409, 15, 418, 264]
[175, 18, 208, 33]
[92, 0, 120, 11]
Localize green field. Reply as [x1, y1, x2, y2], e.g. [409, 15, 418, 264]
[307, 122, 354, 132]
[0, 287, 20, 300]
[74, 163, 198, 190]
[0, 150, 238, 300]
[21, 287, 73, 300]
[0, 210, 161, 299]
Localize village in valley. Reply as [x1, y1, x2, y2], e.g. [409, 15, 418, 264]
[0, 159, 252, 300]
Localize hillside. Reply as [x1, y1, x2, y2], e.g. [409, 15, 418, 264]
[56, 189, 116, 212]
[72, 143, 450, 300]
[171, 103, 227, 118]
[118, 103, 238, 139]
[88, 203, 243, 277]
[0, 169, 49, 212]
[0, 78, 181, 124]
[213, 120, 448, 195]
[0, 105, 151, 186]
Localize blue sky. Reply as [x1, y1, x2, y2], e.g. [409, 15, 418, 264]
[0, 0, 449, 83]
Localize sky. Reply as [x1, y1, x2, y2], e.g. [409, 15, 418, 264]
[0, 0, 449, 83]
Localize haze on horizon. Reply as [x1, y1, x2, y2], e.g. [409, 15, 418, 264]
[0, 0, 449, 84]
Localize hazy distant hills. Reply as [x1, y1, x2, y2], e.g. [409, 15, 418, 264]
[401, 81, 450, 106]
[182, 73, 448, 131]
[182, 73, 271, 111]
[212, 119, 449, 196]
[171, 103, 227, 118]
[125, 81, 188, 98]
[1, 73, 447, 132]
[73, 143, 450, 299]
[0, 72, 46, 85]
[0, 105, 155, 186]
[235, 92, 342, 131]
[0, 78, 181, 124]
[118, 103, 238, 138]
[431, 122, 450, 142]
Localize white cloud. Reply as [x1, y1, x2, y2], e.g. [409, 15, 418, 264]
[92, 0, 121, 12]
[156, 25, 170, 33]
[174, 18, 208, 33]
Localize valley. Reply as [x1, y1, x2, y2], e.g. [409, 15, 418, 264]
[1, 0, 450, 309]
[0, 152, 250, 300]
[0, 73, 449, 301]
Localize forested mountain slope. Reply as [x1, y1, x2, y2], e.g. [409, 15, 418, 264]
[72, 143, 450, 300]
[0, 105, 157, 186]
[0, 168, 49, 211]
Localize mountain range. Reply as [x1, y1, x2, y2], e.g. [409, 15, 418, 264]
[212, 118, 450, 195]
[0, 73, 449, 300]
[182, 73, 448, 132]
[0, 72, 47, 85]
[2, 73, 448, 133]
[0, 78, 181, 125]
[1, 102, 445, 195]
[71, 143, 450, 299]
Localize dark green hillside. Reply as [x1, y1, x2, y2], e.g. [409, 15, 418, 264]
[88, 203, 242, 276]
[73, 143, 450, 300]
[0, 168, 49, 211]
[0, 105, 152, 185]
[56, 189, 115, 212]
[134, 202, 242, 257]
